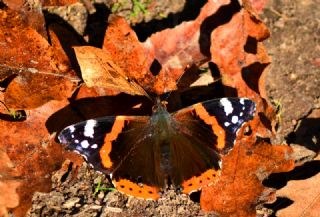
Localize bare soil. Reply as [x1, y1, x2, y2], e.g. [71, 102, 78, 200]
[27, 0, 320, 216]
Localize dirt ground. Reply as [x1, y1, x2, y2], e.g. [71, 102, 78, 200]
[26, 0, 320, 216]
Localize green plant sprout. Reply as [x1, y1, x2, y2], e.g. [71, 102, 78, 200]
[8, 109, 24, 120]
[0, 101, 25, 120]
[131, 0, 150, 18]
[93, 178, 116, 196]
[159, 12, 167, 18]
[111, 0, 151, 18]
[273, 99, 284, 123]
[111, 2, 121, 13]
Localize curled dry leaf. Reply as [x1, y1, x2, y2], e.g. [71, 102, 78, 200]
[102, 15, 152, 86]
[142, 0, 233, 94]
[74, 46, 148, 96]
[276, 156, 320, 217]
[0, 95, 73, 217]
[82, 0, 253, 95]
[209, 0, 272, 138]
[0, 8, 78, 109]
[198, 1, 295, 215]
[75, 15, 153, 97]
[2, 0, 47, 39]
[200, 121, 294, 216]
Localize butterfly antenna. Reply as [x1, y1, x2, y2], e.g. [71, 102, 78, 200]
[130, 80, 153, 102]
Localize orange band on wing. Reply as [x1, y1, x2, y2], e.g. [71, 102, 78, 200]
[113, 179, 160, 200]
[100, 116, 126, 168]
[194, 103, 226, 150]
[182, 169, 220, 194]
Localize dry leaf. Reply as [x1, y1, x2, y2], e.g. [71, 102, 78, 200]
[142, 0, 233, 94]
[200, 136, 294, 216]
[74, 46, 148, 96]
[209, 0, 272, 138]
[102, 15, 153, 88]
[0, 97, 71, 216]
[198, 1, 296, 215]
[2, 0, 47, 39]
[244, 0, 269, 14]
[276, 156, 320, 217]
[0, 8, 78, 109]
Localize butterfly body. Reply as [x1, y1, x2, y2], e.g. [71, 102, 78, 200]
[58, 98, 256, 199]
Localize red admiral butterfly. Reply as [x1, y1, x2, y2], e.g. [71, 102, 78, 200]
[58, 97, 255, 199]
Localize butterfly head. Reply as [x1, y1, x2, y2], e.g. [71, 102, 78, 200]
[152, 97, 168, 113]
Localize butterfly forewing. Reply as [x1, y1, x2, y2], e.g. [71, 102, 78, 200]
[173, 98, 255, 154]
[58, 117, 117, 172]
[170, 98, 255, 193]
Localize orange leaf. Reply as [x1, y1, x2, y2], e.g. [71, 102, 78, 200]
[142, 0, 233, 94]
[210, 2, 273, 138]
[0, 8, 79, 109]
[0, 97, 71, 216]
[102, 15, 152, 87]
[200, 137, 294, 216]
[74, 46, 148, 96]
[276, 155, 320, 217]
[2, 0, 47, 39]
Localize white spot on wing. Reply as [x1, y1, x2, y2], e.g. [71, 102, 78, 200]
[224, 122, 230, 127]
[84, 119, 97, 138]
[220, 98, 233, 116]
[75, 139, 79, 143]
[240, 112, 243, 116]
[91, 144, 98, 149]
[240, 98, 245, 105]
[68, 126, 75, 133]
[81, 140, 90, 148]
[231, 116, 238, 124]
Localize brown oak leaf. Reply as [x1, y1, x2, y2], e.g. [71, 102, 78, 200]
[74, 46, 148, 96]
[2, 0, 47, 39]
[199, 1, 295, 215]
[0, 93, 76, 216]
[276, 155, 320, 217]
[0, 8, 78, 109]
[200, 128, 294, 216]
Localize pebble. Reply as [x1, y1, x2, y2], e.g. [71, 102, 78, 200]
[62, 197, 80, 209]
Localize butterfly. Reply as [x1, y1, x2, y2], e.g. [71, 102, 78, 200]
[58, 97, 255, 200]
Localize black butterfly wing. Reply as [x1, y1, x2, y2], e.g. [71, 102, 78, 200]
[58, 116, 164, 199]
[58, 98, 256, 198]
[170, 98, 256, 193]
